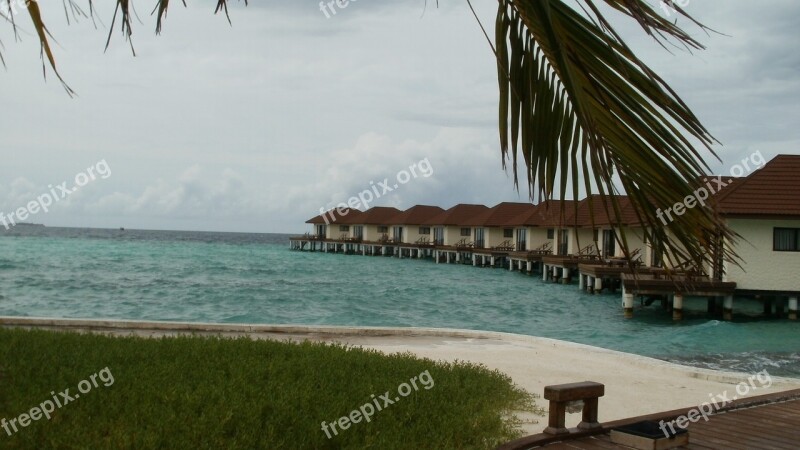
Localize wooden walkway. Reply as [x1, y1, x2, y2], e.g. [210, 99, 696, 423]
[500, 388, 800, 450]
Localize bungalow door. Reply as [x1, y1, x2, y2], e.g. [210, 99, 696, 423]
[516, 229, 527, 251]
[316, 224, 326, 238]
[433, 227, 444, 245]
[602, 230, 616, 258]
[393, 226, 403, 243]
[648, 234, 663, 267]
[558, 229, 569, 255]
[474, 228, 485, 249]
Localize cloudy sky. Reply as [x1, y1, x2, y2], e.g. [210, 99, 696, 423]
[1, 0, 798, 233]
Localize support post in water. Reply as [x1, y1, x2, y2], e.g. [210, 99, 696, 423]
[723, 295, 734, 321]
[673, 294, 684, 321]
[623, 293, 634, 319]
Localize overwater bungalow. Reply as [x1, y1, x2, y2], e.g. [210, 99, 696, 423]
[423, 203, 489, 247]
[569, 196, 654, 293]
[715, 154, 800, 319]
[503, 200, 574, 273]
[461, 202, 536, 250]
[307, 208, 362, 239]
[342, 206, 402, 242]
[388, 205, 445, 258]
[461, 202, 537, 268]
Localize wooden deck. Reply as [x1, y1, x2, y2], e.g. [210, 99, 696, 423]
[621, 273, 737, 297]
[542, 255, 603, 270]
[509, 251, 550, 262]
[579, 263, 650, 278]
[500, 388, 800, 450]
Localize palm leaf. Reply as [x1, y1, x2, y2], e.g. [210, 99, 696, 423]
[493, 0, 736, 275]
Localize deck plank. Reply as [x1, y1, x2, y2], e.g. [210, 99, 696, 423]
[535, 396, 800, 449]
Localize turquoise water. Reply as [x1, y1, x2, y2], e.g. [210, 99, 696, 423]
[1, 227, 799, 376]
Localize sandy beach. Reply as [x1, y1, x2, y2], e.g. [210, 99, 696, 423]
[3, 317, 799, 436]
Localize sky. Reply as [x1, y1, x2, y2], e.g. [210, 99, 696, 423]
[0, 0, 798, 233]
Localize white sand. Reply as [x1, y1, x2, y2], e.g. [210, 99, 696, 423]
[3, 317, 799, 435]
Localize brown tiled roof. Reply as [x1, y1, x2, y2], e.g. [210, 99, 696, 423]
[306, 208, 362, 224]
[390, 205, 445, 225]
[715, 155, 800, 217]
[342, 206, 403, 225]
[422, 204, 489, 226]
[508, 200, 577, 227]
[460, 202, 536, 227]
[573, 195, 640, 227]
[698, 176, 741, 197]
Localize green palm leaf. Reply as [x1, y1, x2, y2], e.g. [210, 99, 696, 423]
[493, 0, 736, 274]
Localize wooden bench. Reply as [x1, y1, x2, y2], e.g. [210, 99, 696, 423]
[543, 381, 605, 435]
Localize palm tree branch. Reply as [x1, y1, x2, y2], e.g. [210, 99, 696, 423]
[497, 0, 737, 274]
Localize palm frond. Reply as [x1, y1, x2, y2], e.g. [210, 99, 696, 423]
[12, 0, 246, 94]
[494, 0, 736, 274]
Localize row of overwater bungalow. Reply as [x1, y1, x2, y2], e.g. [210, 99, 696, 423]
[290, 155, 800, 321]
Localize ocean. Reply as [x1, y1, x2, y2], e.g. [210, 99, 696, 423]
[1, 226, 798, 377]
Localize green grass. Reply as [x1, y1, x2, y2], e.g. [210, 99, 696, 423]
[0, 328, 541, 449]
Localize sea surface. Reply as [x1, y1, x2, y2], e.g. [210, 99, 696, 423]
[1, 226, 799, 377]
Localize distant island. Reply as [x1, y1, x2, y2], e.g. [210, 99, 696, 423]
[15, 222, 45, 227]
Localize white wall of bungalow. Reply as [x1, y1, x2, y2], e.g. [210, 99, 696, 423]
[436, 226, 467, 246]
[704, 155, 800, 291]
[723, 218, 800, 292]
[357, 224, 388, 242]
[523, 227, 555, 252]
[394, 224, 433, 244]
[470, 226, 515, 249]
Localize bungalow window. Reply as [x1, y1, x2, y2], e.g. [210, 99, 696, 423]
[377, 226, 388, 233]
[460, 228, 471, 237]
[419, 227, 431, 235]
[503, 228, 513, 238]
[547, 228, 555, 239]
[339, 225, 350, 232]
[353, 226, 363, 238]
[774, 228, 800, 252]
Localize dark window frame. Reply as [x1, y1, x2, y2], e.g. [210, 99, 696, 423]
[503, 228, 513, 238]
[339, 225, 350, 232]
[418, 227, 431, 235]
[774, 228, 800, 252]
[547, 228, 555, 239]
[460, 228, 471, 237]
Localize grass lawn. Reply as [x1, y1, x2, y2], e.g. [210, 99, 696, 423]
[0, 328, 541, 449]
